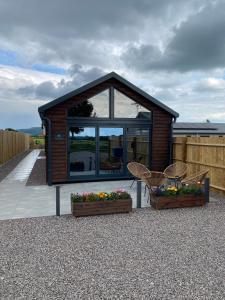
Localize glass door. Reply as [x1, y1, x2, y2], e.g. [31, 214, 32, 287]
[69, 127, 96, 177]
[69, 124, 151, 179]
[99, 127, 124, 175]
[126, 127, 150, 170]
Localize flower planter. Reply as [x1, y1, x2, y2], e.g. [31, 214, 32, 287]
[71, 199, 132, 217]
[150, 194, 205, 210]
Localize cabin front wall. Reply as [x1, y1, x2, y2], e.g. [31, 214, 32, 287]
[44, 79, 173, 184]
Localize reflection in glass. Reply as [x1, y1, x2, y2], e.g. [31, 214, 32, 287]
[114, 89, 151, 119]
[70, 127, 96, 176]
[68, 89, 109, 118]
[127, 128, 149, 168]
[99, 128, 123, 174]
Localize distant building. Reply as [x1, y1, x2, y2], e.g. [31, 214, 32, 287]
[173, 122, 225, 136]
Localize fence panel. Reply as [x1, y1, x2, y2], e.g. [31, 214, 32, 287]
[173, 136, 225, 193]
[0, 130, 30, 165]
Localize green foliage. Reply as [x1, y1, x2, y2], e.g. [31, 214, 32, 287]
[69, 100, 93, 118]
[154, 184, 203, 197]
[177, 185, 202, 195]
[5, 128, 17, 132]
[71, 190, 131, 203]
[32, 136, 45, 145]
[70, 139, 108, 152]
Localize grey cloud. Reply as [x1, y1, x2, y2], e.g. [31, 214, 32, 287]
[18, 65, 105, 100]
[122, 1, 225, 72]
[19, 81, 58, 99]
[0, 0, 204, 68]
[0, 0, 184, 40]
[68, 65, 105, 84]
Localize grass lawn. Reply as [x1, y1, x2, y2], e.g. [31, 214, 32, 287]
[32, 136, 45, 146]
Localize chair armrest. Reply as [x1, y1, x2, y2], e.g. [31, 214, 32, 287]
[141, 172, 151, 179]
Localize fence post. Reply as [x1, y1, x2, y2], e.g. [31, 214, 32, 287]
[182, 137, 187, 163]
[204, 178, 210, 203]
[56, 185, 61, 216]
[137, 180, 142, 208]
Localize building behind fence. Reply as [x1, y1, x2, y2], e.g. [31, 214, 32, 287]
[0, 130, 30, 165]
[173, 136, 225, 193]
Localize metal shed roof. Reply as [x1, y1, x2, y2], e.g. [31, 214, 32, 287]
[38, 71, 179, 118]
[173, 122, 225, 135]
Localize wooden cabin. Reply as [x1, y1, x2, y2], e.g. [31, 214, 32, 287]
[38, 72, 179, 185]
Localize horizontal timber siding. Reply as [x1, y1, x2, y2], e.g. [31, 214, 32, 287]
[45, 78, 173, 183]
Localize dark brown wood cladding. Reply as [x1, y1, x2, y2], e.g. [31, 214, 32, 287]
[45, 78, 174, 183]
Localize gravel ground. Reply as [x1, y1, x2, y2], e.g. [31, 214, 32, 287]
[1, 199, 225, 299]
[26, 150, 46, 186]
[0, 150, 31, 182]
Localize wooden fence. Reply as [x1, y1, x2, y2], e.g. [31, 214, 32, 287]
[173, 136, 225, 193]
[110, 135, 149, 165]
[0, 130, 30, 165]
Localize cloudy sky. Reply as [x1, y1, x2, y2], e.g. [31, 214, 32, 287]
[0, 0, 225, 129]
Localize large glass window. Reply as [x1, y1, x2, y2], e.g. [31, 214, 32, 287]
[114, 89, 151, 119]
[127, 127, 150, 168]
[68, 89, 109, 118]
[69, 127, 96, 176]
[99, 128, 124, 174]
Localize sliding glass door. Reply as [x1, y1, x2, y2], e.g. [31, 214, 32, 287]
[126, 127, 150, 167]
[69, 127, 96, 177]
[99, 127, 124, 175]
[69, 124, 151, 180]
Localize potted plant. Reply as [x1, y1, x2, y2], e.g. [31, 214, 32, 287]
[71, 189, 132, 217]
[150, 184, 205, 209]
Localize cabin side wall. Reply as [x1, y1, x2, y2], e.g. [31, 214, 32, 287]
[44, 79, 173, 183]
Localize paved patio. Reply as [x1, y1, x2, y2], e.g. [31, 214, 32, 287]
[1, 200, 225, 299]
[0, 150, 149, 220]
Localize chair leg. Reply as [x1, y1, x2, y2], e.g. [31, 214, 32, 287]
[144, 184, 147, 196]
[147, 189, 150, 203]
[130, 178, 136, 188]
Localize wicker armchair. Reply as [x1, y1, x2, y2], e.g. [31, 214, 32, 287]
[163, 162, 187, 181]
[181, 169, 209, 185]
[141, 171, 166, 200]
[127, 162, 150, 188]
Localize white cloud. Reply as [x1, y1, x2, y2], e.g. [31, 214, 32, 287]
[194, 77, 225, 92]
[0, 65, 65, 129]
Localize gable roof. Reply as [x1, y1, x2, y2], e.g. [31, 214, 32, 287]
[38, 71, 179, 118]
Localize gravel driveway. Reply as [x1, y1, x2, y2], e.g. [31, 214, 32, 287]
[1, 199, 225, 299]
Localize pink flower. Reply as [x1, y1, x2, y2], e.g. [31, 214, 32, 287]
[116, 189, 125, 193]
[83, 192, 90, 196]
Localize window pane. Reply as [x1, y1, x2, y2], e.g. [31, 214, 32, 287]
[99, 128, 124, 174]
[68, 89, 109, 118]
[114, 89, 151, 119]
[69, 127, 96, 176]
[127, 128, 149, 168]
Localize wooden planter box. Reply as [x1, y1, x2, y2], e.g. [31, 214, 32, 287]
[71, 199, 132, 217]
[150, 194, 205, 210]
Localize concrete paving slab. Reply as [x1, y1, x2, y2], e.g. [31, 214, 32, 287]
[5, 150, 40, 182]
[0, 179, 149, 220]
[0, 150, 149, 220]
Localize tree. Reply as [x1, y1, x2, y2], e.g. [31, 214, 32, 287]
[5, 128, 17, 132]
[69, 100, 94, 135]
